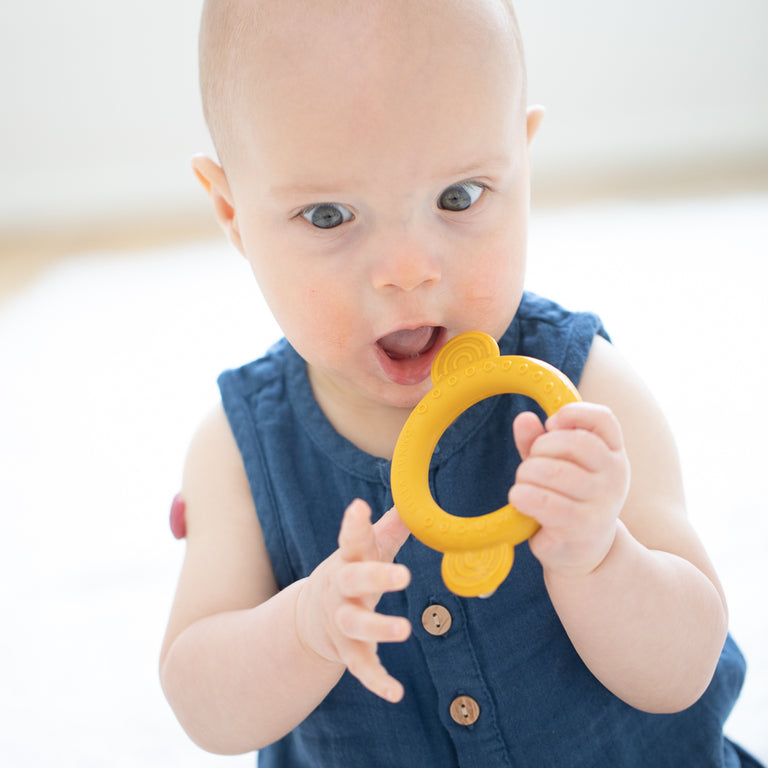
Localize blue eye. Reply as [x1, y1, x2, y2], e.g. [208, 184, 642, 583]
[301, 203, 354, 229]
[438, 182, 485, 212]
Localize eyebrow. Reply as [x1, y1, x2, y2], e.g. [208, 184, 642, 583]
[270, 182, 358, 199]
[444, 155, 513, 179]
[270, 155, 513, 199]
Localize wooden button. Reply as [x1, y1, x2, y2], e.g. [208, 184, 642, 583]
[421, 604, 452, 636]
[450, 695, 480, 726]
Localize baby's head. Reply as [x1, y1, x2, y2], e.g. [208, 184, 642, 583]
[199, 0, 528, 169]
[194, 0, 543, 422]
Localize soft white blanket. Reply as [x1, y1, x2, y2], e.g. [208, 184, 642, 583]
[1, 194, 765, 765]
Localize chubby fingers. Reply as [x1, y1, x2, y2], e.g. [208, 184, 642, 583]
[508, 402, 630, 570]
[373, 506, 412, 562]
[332, 591, 411, 703]
[513, 403, 625, 476]
[336, 602, 412, 644]
[544, 402, 624, 452]
[509, 402, 629, 520]
[337, 560, 411, 598]
[338, 500, 411, 565]
[338, 499, 379, 562]
[342, 640, 407, 703]
[333, 501, 412, 703]
[334, 591, 411, 702]
[512, 410, 546, 461]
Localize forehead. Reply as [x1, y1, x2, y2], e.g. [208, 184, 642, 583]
[208, 0, 525, 177]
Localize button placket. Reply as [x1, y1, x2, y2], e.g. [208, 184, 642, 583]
[403, 539, 512, 765]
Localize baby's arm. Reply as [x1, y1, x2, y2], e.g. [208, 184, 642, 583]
[159, 406, 410, 754]
[509, 336, 728, 713]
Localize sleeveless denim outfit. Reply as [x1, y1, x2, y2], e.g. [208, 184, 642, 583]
[218, 293, 761, 768]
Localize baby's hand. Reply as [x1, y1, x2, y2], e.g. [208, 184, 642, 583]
[295, 499, 412, 703]
[509, 403, 630, 578]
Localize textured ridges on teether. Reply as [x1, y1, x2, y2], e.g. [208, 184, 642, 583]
[431, 331, 499, 385]
[441, 544, 514, 598]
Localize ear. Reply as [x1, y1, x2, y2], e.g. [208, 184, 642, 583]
[191, 154, 244, 254]
[526, 105, 545, 146]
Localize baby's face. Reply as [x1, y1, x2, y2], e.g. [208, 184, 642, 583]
[222, 1, 536, 415]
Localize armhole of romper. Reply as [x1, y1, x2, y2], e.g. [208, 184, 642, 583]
[217, 368, 298, 587]
[560, 316, 611, 388]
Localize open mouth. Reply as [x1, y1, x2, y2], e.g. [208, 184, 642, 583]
[375, 326, 445, 385]
[377, 326, 442, 360]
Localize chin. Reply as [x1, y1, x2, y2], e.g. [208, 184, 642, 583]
[375, 378, 433, 412]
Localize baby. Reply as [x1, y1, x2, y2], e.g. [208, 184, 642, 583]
[160, 1, 762, 765]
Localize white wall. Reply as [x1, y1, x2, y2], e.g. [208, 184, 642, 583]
[0, 1, 209, 230]
[1, 0, 766, 231]
[516, 0, 768, 183]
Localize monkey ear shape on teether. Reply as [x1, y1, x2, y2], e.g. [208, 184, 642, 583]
[431, 331, 500, 385]
[391, 331, 581, 597]
[441, 544, 515, 598]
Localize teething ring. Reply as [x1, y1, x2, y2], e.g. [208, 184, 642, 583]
[390, 331, 581, 597]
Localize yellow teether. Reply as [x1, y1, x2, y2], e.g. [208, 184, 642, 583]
[390, 331, 581, 597]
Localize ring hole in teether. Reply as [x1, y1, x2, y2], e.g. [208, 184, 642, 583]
[430, 393, 545, 517]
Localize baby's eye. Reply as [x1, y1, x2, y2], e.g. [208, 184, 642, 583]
[300, 203, 354, 229]
[437, 182, 485, 212]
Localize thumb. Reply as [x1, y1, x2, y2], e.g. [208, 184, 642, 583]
[374, 506, 411, 562]
[513, 411, 546, 461]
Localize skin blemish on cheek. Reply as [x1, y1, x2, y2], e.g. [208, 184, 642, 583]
[462, 279, 499, 312]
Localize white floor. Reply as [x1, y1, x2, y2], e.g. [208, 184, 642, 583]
[1, 193, 766, 766]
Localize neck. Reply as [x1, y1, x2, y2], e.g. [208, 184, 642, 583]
[307, 369, 413, 460]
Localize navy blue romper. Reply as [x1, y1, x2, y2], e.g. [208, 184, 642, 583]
[218, 292, 762, 767]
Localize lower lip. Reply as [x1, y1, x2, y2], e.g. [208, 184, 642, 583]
[375, 327, 447, 386]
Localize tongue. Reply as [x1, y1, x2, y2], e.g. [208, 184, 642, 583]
[378, 327, 436, 359]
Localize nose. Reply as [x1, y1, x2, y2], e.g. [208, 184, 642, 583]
[370, 229, 442, 293]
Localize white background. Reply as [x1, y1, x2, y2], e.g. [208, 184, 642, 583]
[1, 0, 766, 230]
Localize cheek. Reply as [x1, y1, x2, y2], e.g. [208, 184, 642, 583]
[300, 285, 343, 330]
[458, 243, 525, 330]
[461, 270, 497, 305]
[461, 249, 523, 304]
[248, 247, 348, 339]
[284, 278, 358, 360]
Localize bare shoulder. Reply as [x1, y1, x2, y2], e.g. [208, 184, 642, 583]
[578, 337, 683, 515]
[578, 336, 725, 600]
[578, 335, 683, 527]
[181, 402, 261, 540]
[160, 404, 278, 661]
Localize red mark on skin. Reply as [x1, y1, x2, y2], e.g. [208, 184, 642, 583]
[170, 493, 187, 539]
